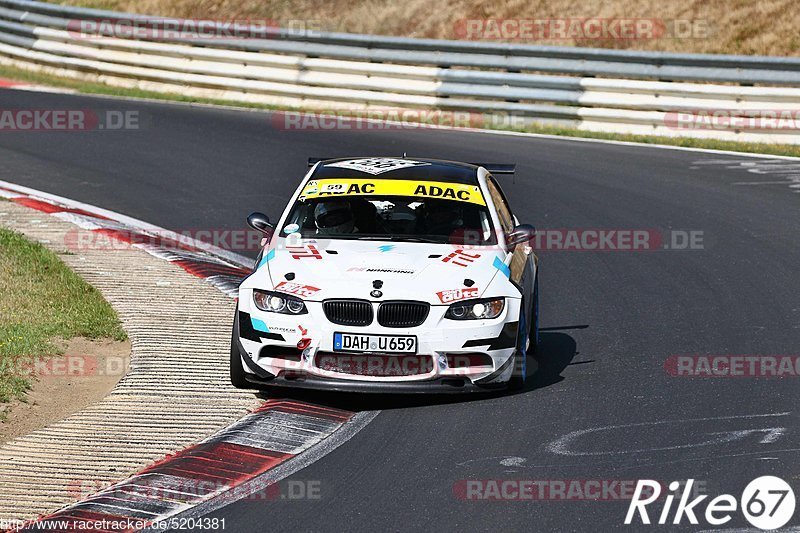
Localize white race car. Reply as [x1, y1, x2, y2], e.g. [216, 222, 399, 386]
[231, 157, 539, 393]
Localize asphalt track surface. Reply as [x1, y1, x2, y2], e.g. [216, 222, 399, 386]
[1, 89, 799, 531]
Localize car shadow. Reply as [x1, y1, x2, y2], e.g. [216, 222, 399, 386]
[257, 329, 582, 411]
[509, 330, 581, 397]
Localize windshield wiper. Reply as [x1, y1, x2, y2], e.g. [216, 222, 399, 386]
[393, 237, 446, 244]
[355, 236, 444, 244]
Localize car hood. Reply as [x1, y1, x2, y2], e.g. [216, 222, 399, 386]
[255, 238, 506, 304]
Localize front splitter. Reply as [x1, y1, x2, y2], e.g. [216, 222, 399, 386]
[244, 373, 505, 394]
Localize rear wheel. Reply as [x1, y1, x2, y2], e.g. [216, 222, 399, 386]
[230, 313, 253, 389]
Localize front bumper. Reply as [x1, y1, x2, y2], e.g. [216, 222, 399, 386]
[235, 293, 521, 391]
[234, 336, 512, 394]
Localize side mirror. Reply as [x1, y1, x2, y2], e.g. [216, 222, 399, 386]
[507, 224, 535, 247]
[247, 212, 275, 235]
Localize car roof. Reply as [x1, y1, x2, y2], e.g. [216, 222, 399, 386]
[310, 157, 480, 184]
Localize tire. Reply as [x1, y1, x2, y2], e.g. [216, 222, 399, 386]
[230, 312, 253, 389]
[530, 275, 540, 357]
[508, 300, 528, 390]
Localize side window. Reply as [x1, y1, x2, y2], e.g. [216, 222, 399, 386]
[486, 176, 514, 234]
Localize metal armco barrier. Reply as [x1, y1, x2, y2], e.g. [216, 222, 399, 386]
[1, 0, 799, 143]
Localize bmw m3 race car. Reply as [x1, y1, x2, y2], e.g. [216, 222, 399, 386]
[231, 157, 539, 392]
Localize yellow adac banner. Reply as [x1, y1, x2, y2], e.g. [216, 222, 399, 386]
[299, 179, 486, 206]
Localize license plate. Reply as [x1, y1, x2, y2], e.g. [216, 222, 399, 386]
[333, 333, 417, 354]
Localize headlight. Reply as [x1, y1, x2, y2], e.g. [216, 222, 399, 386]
[444, 297, 504, 320]
[253, 290, 307, 315]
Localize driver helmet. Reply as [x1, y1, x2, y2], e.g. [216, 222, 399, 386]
[314, 200, 355, 234]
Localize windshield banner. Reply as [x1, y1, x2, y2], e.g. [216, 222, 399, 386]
[298, 179, 486, 206]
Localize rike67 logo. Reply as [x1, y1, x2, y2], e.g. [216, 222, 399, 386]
[626, 477, 796, 530]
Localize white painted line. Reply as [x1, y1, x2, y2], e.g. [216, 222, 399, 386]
[547, 412, 792, 457]
[733, 180, 797, 185]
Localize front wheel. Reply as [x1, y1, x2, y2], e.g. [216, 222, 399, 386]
[530, 275, 540, 358]
[507, 301, 528, 390]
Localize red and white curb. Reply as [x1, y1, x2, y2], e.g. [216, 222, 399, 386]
[0, 180, 251, 297]
[0, 77, 76, 94]
[14, 401, 370, 532]
[0, 180, 377, 529]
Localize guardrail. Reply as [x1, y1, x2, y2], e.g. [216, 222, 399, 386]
[1, 0, 799, 144]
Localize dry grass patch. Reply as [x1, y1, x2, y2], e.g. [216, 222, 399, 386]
[56, 0, 800, 56]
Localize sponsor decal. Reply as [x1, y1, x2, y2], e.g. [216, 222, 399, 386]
[324, 158, 431, 175]
[266, 325, 298, 334]
[274, 281, 320, 298]
[442, 249, 481, 267]
[437, 287, 480, 304]
[298, 178, 486, 206]
[346, 267, 415, 274]
[378, 244, 395, 252]
[287, 244, 322, 259]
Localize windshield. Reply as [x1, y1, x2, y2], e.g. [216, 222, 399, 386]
[281, 190, 497, 245]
